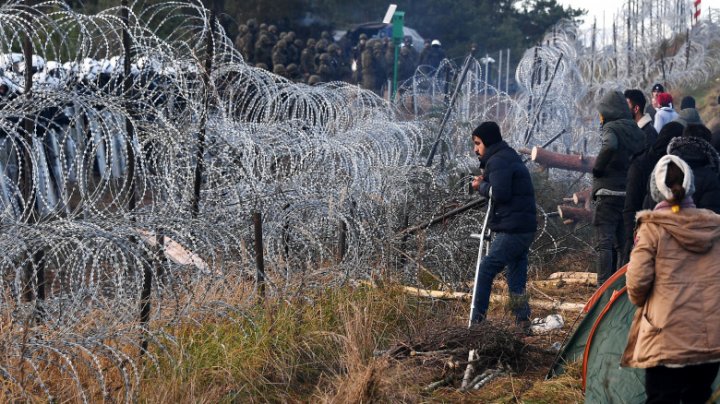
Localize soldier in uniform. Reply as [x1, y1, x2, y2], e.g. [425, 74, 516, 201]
[236, 24, 255, 62]
[317, 53, 335, 83]
[272, 64, 287, 78]
[286, 63, 301, 82]
[361, 39, 377, 93]
[272, 40, 288, 68]
[300, 38, 317, 77]
[403, 36, 419, 68]
[292, 39, 304, 65]
[234, 24, 249, 56]
[307, 74, 321, 86]
[254, 34, 274, 69]
[267, 25, 279, 43]
[372, 40, 387, 95]
[398, 45, 416, 84]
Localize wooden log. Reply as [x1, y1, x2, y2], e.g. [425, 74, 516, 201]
[557, 205, 592, 223]
[572, 188, 592, 205]
[517, 147, 532, 155]
[471, 368, 504, 390]
[531, 146, 596, 173]
[410, 348, 466, 357]
[461, 350, 477, 390]
[548, 271, 597, 281]
[425, 375, 456, 392]
[399, 285, 471, 300]
[390, 283, 584, 311]
[533, 279, 596, 288]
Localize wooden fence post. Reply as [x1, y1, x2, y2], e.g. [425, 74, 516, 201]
[253, 211, 266, 298]
[337, 220, 347, 263]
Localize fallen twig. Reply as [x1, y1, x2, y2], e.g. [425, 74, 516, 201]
[410, 348, 466, 357]
[460, 349, 477, 390]
[471, 368, 504, 390]
[533, 278, 595, 288]
[424, 374, 456, 392]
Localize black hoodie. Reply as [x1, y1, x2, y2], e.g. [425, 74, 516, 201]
[667, 135, 720, 214]
[592, 91, 646, 197]
[621, 122, 685, 263]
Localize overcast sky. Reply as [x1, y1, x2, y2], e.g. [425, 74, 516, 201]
[559, 0, 720, 30]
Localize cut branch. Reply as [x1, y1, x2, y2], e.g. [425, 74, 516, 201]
[532, 147, 596, 173]
[572, 188, 592, 206]
[557, 205, 592, 223]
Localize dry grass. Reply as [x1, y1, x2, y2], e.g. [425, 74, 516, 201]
[135, 281, 583, 403]
[0, 273, 590, 403]
[520, 361, 584, 403]
[138, 284, 457, 403]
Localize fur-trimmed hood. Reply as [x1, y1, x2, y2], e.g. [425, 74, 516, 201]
[667, 135, 720, 173]
[636, 208, 720, 253]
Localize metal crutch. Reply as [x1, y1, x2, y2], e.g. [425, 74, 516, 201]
[468, 196, 493, 328]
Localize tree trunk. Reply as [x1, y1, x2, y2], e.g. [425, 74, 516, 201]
[531, 146, 596, 173]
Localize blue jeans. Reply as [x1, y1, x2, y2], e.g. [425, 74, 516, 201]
[470, 231, 535, 324]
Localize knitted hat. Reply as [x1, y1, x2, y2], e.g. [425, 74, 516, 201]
[650, 155, 695, 203]
[652, 83, 665, 93]
[680, 96, 696, 109]
[656, 92, 673, 107]
[673, 108, 703, 128]
[471, 121, 502, 147]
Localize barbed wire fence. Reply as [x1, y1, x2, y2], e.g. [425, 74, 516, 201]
[0, 0, 718, 400]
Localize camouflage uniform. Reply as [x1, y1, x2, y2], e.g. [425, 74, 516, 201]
[373, 41, 387, 94]
[254, 34, 274, 68]
[272, 64, 287, 78]
[289, 39, 303, 65]
[361, 40, 379, 94]
[286, 63, 301, 82]
[271, 40, 288, 68]
[300, 39, 317, 76]
[317, 53, 335, 83]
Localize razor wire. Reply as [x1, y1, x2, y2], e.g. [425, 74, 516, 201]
[0, 0, 718, 401]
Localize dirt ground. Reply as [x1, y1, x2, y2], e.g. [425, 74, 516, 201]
[363, 274, 596, 402]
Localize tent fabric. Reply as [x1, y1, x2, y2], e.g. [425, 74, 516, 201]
[548, 266, 629, 378]
[549, 265, 720, 402]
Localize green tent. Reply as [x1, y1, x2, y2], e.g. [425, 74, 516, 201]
[549, 265, 720, 402]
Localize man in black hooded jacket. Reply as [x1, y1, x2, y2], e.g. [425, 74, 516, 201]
[470, 122, 536, 327]
[620, 122, 684, 265]
[592, 90, 645, 286]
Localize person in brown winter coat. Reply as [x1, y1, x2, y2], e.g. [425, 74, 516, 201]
[623, 154, 720, 403]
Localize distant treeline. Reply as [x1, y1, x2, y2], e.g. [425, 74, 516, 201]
[70, 0, 585, 62]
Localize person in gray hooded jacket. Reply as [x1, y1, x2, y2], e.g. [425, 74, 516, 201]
[592, 90, 646, 286]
